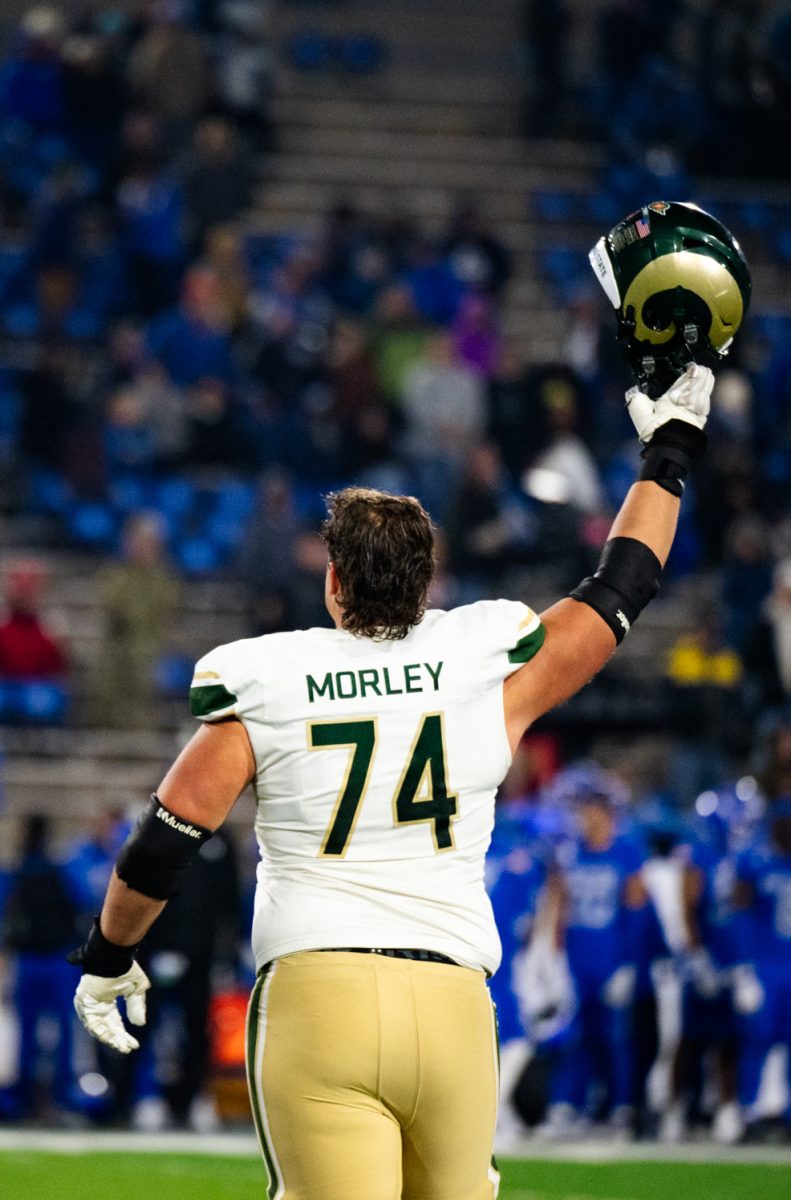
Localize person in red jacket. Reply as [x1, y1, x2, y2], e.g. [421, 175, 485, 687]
[0, 559, 67, 679]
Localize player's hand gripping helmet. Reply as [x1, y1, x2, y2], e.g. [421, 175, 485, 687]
[589, 200, 751, 397]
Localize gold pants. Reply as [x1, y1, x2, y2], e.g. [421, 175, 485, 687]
[245, 951, 500, 1200]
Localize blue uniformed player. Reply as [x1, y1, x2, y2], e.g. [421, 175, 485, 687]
[540, 766, 647, 1136]
[488, 814, 555, 1137]
[733, 800, 791, 1136]
[662, 798, 742, 1143]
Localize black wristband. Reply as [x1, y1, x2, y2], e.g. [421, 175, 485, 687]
[67, 918, 138, 977]
[639, 419, 707, 497]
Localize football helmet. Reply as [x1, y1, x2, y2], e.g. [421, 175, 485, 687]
[589, 201, 751, 397]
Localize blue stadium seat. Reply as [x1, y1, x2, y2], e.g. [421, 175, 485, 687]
[154, 653, 194, 698]
[339, 36, 386, 74]
[28, 469, 71, 514]
[173, 535, 222, 576]
[533, 190, 578, 223]
[156, 477, 198, 521]
[0, 680, 69, 726]
[537, 245, 583, 289]
[67, 501, 118, 548]
[285, 32, 334, 71]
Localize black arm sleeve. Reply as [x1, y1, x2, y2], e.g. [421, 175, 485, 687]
[569, 537, 662, 644]
[115, 794, 213, 901]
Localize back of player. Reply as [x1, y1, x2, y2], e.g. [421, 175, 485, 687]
[190, 595, 544, 1200]
[191, 600, 545, 974]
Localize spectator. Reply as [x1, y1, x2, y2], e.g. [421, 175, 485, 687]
[525, 375, 605, 514]
[665, 611, 744, 803]
[92, 513, 179, 728]
[183, 377, 251, 469]
[486, 342, 550, 481]
[721, 514, 774, 653]
[182, 118, 253, 245]
[744, 559, 791, 712]
[104, 371, 188, 473]
[62, 28, 127, 169]
[146, 266, 234, 387]
[131, 828, 241, 1131]
[0, 559, 66, 680]
[0, 7, 68, 136]
[453, 292, 501, 378]
[201, 225, 251, 331]
[401, 235, 464, 325]
[18, 344, 79, 478]
[447, 443, 534, 593]
[127, 1, 211, 145]
[442, 201, 512, 298]
[213, 1, 275, 150]
[0, 815, 82, 1120]
[369, 284, 430, 404]
[325, 317, 379, 427]
[400, 330, 486, 519]
[116, 154, 185, 316]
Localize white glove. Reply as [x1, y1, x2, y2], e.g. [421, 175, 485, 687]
[731, 963, 764, 1016]
[513, 935, 576, 1042]
[684, 947, 721, 999]
[74, 961, 150, 1053]
[626, 362, 714, 445]
[601, 963, 636, 1009]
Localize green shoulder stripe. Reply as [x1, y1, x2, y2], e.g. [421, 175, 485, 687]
[508, 621, 547, 665]
[190, 682, 238, 718]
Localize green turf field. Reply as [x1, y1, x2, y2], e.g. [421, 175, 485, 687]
[2, 1152, 791, 1200]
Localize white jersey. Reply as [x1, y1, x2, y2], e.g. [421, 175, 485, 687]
[190, 600, 545, 975]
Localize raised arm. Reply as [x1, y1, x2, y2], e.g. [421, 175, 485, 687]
[504, 363, 713, 750]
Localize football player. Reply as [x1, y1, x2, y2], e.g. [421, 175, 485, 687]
[488, 815, 557, 1140]
[538, 766, 647, 1137]
[662, 797, 743, 1143]
[71, 203, 747, 1198]
[732, 800, 791, 1137]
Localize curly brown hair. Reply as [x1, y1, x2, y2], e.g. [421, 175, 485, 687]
[321, 487, 435, 640]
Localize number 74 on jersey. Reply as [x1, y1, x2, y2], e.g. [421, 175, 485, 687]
[308, 713, 457, 857]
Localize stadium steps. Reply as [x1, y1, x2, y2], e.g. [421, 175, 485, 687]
[269, 96, 520, 137]
[250, 0, 611, 360]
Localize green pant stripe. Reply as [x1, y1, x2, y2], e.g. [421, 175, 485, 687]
[246, 967, 280, 1200]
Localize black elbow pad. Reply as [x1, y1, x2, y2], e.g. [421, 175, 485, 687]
[569, 537, 662, 644]
[116, 794, 212, 901]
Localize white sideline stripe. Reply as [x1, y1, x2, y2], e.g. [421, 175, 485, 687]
[509, 1192, 641, 1200]
[0, 1131, 259, 1156]
[494, 1138, 791, 1165]
[1, 1130, 791, 1167]
[510, 1192, 646, 1200]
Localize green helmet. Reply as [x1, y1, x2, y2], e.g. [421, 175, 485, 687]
[589, 200, 751, 397]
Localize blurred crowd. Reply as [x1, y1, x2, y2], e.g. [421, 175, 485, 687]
[524, 0, 791, 181]
[0, 4, 786, 790]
